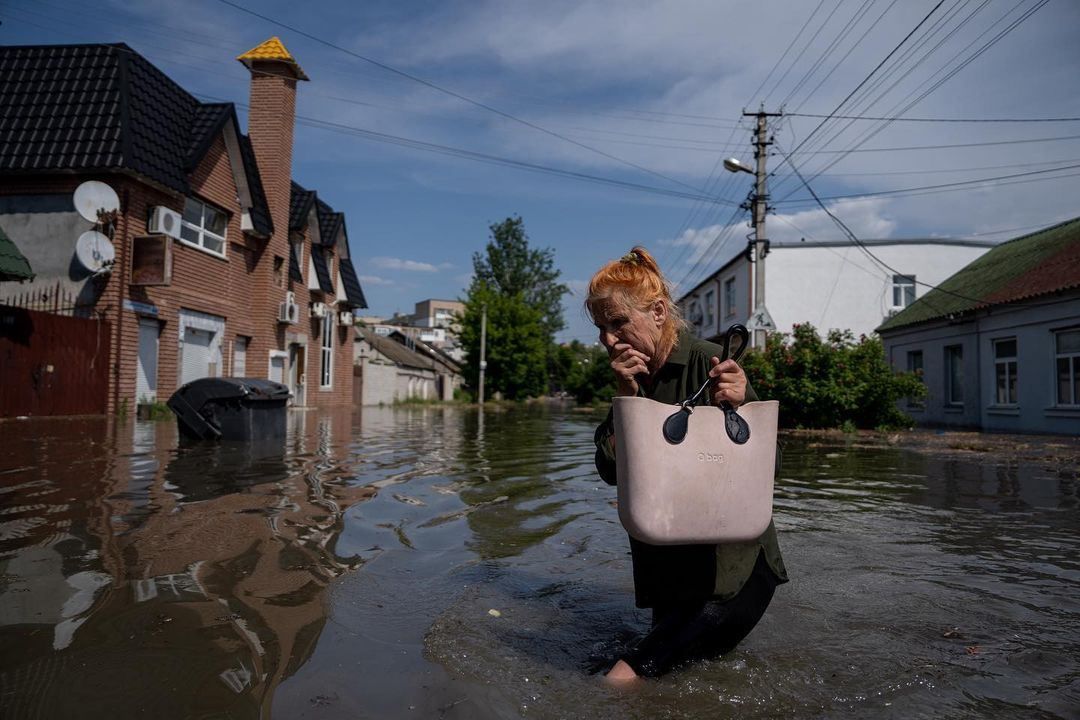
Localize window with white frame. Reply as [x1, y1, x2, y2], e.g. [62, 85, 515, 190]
[906, 350, 924, 408]
[945, 345, 964, 406]
[180, 198, 227, 256]
[724, 278, 736, 317]
[704, 290, 715, 326]
[320, 316, 333, 388]
[993, 338, 1018, 405]
[892, 275, 916, 309]
[1055, 328, 1080, 406]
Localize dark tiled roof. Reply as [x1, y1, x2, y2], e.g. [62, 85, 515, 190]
[1, 44, 125, 172]
[0, 43, 272, 235]
[290, 181, 366, 307]
[289, 181, 316, 231]
[878, 217, 1080, 332]
[186, 103, 232, 170]
[315, 198, 342, 245]
[0, 223, 34, 281]
[310, 245, 334, 293]
[338, 254, 368, 308]
[359, 327, 434, 371]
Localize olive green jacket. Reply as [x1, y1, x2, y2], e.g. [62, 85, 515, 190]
[594, 329, 788, 606]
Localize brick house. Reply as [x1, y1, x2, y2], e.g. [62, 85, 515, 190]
[0, 39, 366, 415]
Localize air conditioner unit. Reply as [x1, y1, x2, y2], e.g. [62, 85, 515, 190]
[148, 206, 183, 239]
[337, 311, 354, 327]
[278, 296, 299, 324]
[310, 302, 327, 318]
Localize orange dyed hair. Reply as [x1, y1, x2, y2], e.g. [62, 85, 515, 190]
[585, 246, 686, 347]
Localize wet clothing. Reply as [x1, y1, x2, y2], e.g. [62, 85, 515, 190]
[594, 329, 788, 675]
[622, 550, 779, 677]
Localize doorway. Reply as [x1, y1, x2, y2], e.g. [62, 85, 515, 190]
[289, 343, 307, 407]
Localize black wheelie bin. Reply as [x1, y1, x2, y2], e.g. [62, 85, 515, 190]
[168, 378, 291, 441]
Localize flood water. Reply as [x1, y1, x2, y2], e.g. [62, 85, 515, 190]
[1, 405, 1077, 719]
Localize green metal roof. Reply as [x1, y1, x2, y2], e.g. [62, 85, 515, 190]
[0, 223, 34, 281]
[878, 216, 1080, 332]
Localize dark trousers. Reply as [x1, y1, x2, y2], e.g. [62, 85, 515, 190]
[621, 550, 779, 678]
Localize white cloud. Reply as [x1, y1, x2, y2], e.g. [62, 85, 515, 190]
[770, 198, 897, 243]
[371, 257, 440, 272]
[359, 275, 392, 286]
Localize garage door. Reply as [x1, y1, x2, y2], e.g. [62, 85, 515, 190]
[180, 327, 213, 386]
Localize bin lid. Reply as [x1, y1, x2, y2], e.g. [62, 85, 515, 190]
[174, 377, 291, 405]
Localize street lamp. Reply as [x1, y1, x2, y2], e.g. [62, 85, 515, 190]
[723, 157, 753, 175]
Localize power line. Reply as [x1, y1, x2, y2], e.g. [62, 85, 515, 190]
[772, 0, 1050, 201]
[782, 0, 897, 111]
[194, 93, 740, 208]
[773, 144, 983, 312]
[786, 112, 1080, 122]
[776, 0, 948, 174]
[773, 162, 1080, 206]
[212, 0, 706, 196]
[794, 133, 1080, 153]
[770, 0, 992, 200]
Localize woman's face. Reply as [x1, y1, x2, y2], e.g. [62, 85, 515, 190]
[593, 298, 665, 358]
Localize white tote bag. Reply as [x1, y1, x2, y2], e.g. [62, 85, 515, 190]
[612, 396, 778, 545]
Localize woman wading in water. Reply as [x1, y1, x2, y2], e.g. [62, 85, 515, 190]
[587, 247, 788, 683]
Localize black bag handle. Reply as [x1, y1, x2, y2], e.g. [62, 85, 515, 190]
[662, 324, 751, 445]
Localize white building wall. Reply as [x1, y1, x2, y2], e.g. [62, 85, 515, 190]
[679, 241, 993, 340]
[767, 243, 992, 338]
[357, 356, 398, 406]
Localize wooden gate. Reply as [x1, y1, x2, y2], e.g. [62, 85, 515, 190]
[0, 305, 111, 417]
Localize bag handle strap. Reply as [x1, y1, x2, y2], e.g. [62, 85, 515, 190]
[662, 324, 751, 445]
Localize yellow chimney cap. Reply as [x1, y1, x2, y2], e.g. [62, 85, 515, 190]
[237, 36, 309, 81]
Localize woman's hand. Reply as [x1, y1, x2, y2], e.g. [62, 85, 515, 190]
[709, 357, 747, 407]
[609, 342, 650, 396]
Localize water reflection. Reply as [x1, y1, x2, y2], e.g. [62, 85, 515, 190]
[0, 411, 369, 718]
[2, 408, 1078, 719]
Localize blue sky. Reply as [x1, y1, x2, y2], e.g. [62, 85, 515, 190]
[4, 0, 1080, 343]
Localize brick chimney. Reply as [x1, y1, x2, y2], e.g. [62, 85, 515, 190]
[237, 37, 308, 249]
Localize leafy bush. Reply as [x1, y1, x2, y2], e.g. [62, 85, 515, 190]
[740, 323, 925, 430]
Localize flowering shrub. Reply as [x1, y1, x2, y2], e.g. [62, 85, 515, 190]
[740, 323, 925, 430]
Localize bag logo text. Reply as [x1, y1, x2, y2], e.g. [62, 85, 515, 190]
[697, 452, 725, 463]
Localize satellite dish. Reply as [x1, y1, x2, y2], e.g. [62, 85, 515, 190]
[75, 230, 116, 273]
[73, 181, 120, 222]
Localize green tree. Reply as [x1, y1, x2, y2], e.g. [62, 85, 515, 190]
[460, 217, 568, 400]
[570, 343, 617, 405]
[459, 284, 549, 400]
[741, 323, 925, 429]
[472, 216, 568, 337]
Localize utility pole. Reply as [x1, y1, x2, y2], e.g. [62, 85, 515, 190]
[739, 107, 782, 348]
[478, 303, 487, 405]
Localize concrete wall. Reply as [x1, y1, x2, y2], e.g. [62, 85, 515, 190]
[767, 242, 991, 338]
[882, 292, 1080, 434]
[0, 194, 103, 309]
[353, 337, 440, 405]
[679, 241, 993, 340]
